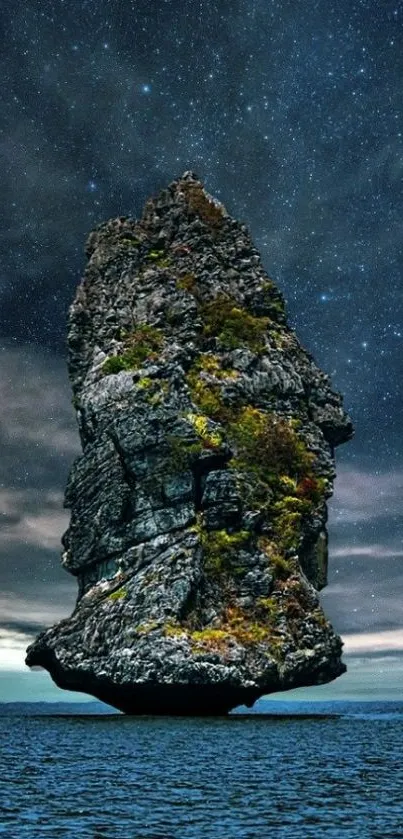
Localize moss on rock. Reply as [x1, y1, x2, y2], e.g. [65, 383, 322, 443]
[102, 325, 164, 374]
[108, 586, 128, 601]
[181, 180, 225, 229]
[200, 295, 270, 353]
[191, 516, 250, 577]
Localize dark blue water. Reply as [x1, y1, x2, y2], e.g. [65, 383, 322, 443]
[1, 701, 402, 838]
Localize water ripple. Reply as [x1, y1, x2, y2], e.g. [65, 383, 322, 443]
[1, 704, 403, 838]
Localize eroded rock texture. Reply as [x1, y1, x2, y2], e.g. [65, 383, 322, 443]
[26, 172, 353, 714]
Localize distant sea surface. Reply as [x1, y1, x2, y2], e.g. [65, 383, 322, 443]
[1, 701, 402, 839]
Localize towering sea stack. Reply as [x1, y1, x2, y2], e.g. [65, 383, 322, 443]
[26, 172, 353, 714]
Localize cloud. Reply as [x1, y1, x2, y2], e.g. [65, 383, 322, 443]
[0, 342, 81, 627]
[0, 342, 80, 461]
[0, 627, 95, 703]
[0, 488, 69, 550]
[2, 511, 69, 551]
[321, 577, 403, 636]
[0, 628, 36, 671]
[342, 629, 403, 655]
[0, 591, 75, 631]
[269, 652, 403, 702]
[329, 466, 403, 524]
[331, 545, 403, 559]
[0, 343, 80, 639]
[0, 343, 80, 635]
[0, 588, 76, 673]
[0, 489, 64, 516]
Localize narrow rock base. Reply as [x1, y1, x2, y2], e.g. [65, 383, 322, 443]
[37, 651, 260, 715]
[96, 685, 261, 717]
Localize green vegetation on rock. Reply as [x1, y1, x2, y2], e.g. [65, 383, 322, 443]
[224, 605, 277, 645]
[102, 325, 164, 375]
[164, 622, 185, 637]
[181, 181, 225, 229]
[165, 435, 204, 472]
[257, 537, 294, 580]
[186, 370, 229, 422]
[108, 586, 128, 601]
[191, 517, 250, 576]
[228, 406, 314, 483]
[200, 295, 270, 353]
[119, 237, 140, 247]
[190, 627, 229, 644]
[137, 377, 153, 389]
[185, 412, 223, 449]
[184, 350, 326, 558]
[175, 272, 198, 293]
[190, 353, 240, 380]
[185, 354, 240, 424]
[147, 249, 171, 267]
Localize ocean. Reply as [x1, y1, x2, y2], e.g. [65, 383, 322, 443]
[0, 701, 402, 838]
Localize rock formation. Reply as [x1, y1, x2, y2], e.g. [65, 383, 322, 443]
[26, 172, 353, 715]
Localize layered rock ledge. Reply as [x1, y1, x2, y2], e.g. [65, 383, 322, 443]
[26, 172, 353, 715]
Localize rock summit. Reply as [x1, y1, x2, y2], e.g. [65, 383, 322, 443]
[26, 172, 353, 714]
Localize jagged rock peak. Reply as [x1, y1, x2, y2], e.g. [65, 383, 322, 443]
[26, 172, 353, 715]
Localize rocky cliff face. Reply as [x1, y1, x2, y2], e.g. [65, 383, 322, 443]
[26, 172, 353, 715]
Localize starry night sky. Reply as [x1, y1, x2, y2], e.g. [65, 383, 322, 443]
[1, 0, 402, 701]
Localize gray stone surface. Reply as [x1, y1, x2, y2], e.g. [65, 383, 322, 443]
[26, 172, 353, 715]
